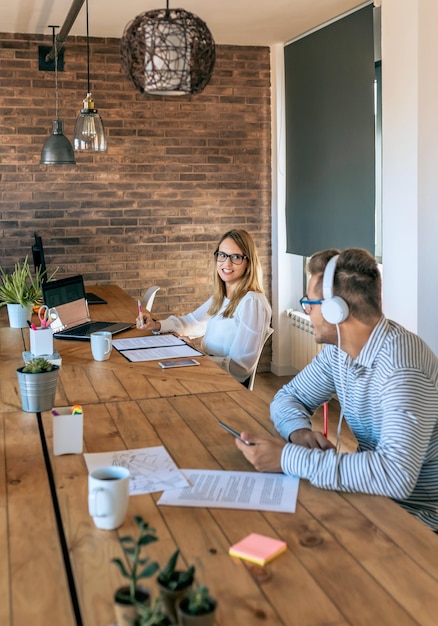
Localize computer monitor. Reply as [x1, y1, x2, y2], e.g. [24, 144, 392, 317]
[32, 232, 47, 282]
[31, 233, 107, 304]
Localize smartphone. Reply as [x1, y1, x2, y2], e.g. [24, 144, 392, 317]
[158, 359, 200, 369]
[218, 420, 255, 446]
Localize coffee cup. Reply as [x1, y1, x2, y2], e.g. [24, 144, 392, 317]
[90, 331, 112, 361]
[88, 466, 130, 530]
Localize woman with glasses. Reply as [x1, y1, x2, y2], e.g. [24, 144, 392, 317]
[136, 229, 271, 385]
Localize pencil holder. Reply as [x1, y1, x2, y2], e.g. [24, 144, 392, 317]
[30, 327, 53, 357]
[52, 405, 83, 456]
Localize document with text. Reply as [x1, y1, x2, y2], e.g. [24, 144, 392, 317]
[157, 469, 299, 513]
[112, 334, 203, 362]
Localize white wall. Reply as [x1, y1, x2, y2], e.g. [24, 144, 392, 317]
[382, 0, 438, 354]
[270, 44, 303, 376]
[270, 0, 438, 375]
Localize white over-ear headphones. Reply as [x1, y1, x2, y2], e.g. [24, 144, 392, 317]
[321, 254, 349, 324]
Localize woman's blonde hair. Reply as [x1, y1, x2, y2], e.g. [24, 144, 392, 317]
[208, 230, 265, 318]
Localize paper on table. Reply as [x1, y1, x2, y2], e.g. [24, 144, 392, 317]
[120, 344, 202, 362]
[157, 469, 299, 513]
[113, 335, 190, 350]
[84, 446, 189, 495]
[112, 334, 203, 362]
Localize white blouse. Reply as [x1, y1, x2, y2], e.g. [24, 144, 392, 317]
[159, 291, 272, 383]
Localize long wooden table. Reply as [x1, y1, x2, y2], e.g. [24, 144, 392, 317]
[1, 286, 438, 626]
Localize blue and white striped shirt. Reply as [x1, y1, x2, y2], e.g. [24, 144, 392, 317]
[271, 316, 438, 531]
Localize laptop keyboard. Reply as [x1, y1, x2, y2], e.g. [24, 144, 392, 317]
[59, 321, 110, 336]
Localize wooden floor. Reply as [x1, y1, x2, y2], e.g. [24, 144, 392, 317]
[252, 372, 357, 452]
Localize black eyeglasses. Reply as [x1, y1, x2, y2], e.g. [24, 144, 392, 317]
[214, 251, 247, 266]
[300, 296, 323, 315]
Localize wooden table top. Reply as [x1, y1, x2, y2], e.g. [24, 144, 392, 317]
[1, 286, 438, 626]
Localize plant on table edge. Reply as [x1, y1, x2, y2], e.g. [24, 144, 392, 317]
[157, 548, 195, 592]
[177, 584, 217, 623]
[21, 357, 56, 373]
[111, 516, 160, 605]
[0, 256, 57, 307]
[129, 596, 171, 626]
[156, 548, 195, 622]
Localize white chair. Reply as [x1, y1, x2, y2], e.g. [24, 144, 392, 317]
[247, 327, 274, 391]
[143, 285, 160, 311]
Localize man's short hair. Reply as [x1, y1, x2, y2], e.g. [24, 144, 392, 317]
[307, 248, 382, 323]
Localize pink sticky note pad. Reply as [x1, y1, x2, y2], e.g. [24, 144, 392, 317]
[229, 532, 287, 566]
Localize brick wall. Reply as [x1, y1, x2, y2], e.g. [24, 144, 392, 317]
[0, 32, 272, 369]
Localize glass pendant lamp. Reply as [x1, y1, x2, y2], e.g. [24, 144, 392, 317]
[73, 0, 107, 151]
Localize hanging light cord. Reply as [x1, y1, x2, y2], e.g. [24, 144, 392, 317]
[85, 0, 91, 94]
[49, 25, 60, 120]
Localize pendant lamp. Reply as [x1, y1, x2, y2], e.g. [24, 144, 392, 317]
[120, 0, 216, 96]
[73, 0, 107, 151]
[40, 27, 76, 165]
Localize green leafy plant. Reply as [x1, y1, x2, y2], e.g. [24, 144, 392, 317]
[157, 549, 195, 592]
[182, 584, 216, 616]
[0, 256, 57, 307]
[130, 596, 171, 626]
[22, 356, 55, 373]
[112, 516, 160, 604]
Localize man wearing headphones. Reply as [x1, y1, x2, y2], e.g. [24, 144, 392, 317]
[236, 248, 438, 532]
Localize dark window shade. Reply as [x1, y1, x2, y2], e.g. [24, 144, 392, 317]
[285, 4, 375, 257]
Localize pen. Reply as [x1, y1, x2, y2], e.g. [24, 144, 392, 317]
[218, 420, 255, 446]
[323, 402, 329, 438]
[137, 299, 144, 326]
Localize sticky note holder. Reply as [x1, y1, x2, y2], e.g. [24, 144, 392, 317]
[30, 327, 53, 356]
[52, 406, 83, 456]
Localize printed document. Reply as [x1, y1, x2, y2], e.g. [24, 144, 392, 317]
[158, 469, 299, 513]
[112, 334, 203, 362]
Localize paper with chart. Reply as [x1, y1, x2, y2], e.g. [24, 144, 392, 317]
[157, 469, 300, 513]
[112, 334, 203, 362]
[84, 446, 189, 495]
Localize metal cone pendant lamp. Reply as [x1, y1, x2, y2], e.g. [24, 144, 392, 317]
[120, 0, 216, 96]
[73, 0, 107, 151]
[40, 27, 76, 165]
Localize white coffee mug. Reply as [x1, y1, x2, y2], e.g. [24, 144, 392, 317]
[90, 331, 112, 361]
[88, 466, 130, 530]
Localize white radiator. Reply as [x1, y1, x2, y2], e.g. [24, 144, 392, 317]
[287, 309, 322, 372]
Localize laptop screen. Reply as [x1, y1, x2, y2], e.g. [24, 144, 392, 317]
[42, 275, 90, 331]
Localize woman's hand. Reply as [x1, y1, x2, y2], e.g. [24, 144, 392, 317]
[136, 310, 161, 333]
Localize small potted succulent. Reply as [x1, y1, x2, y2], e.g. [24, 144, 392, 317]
[111, 516, 160, 626]
[129, 596, 172, 626]
[176, 584, 217, 626]
[0, 257, 55, 328]
[16, 356, 59, 412]
[156, 549, 195, 624]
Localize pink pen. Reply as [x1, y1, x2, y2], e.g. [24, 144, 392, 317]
[137, 300, 143, 325]
[323, 402, 329, 438]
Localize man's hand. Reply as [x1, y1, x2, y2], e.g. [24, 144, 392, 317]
[235, 432, 286, 472]
[289, 428, 335, 450]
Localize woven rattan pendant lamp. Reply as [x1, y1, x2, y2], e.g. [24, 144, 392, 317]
[120, 0, 216, 96]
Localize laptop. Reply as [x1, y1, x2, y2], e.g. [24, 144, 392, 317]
[32, 232, 107, 305]
[42, 274, 133, 341]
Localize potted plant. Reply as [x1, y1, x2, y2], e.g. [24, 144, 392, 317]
[0, 256, 56, 327]
[111, 516, 160, 626]
[156, 549, 195, 624]
[176, 584, 217, 626]
[16, 356, 59, 413]
[129, 596, 172, 626]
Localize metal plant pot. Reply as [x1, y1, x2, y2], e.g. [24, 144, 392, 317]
[16, 365, 59, 412]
